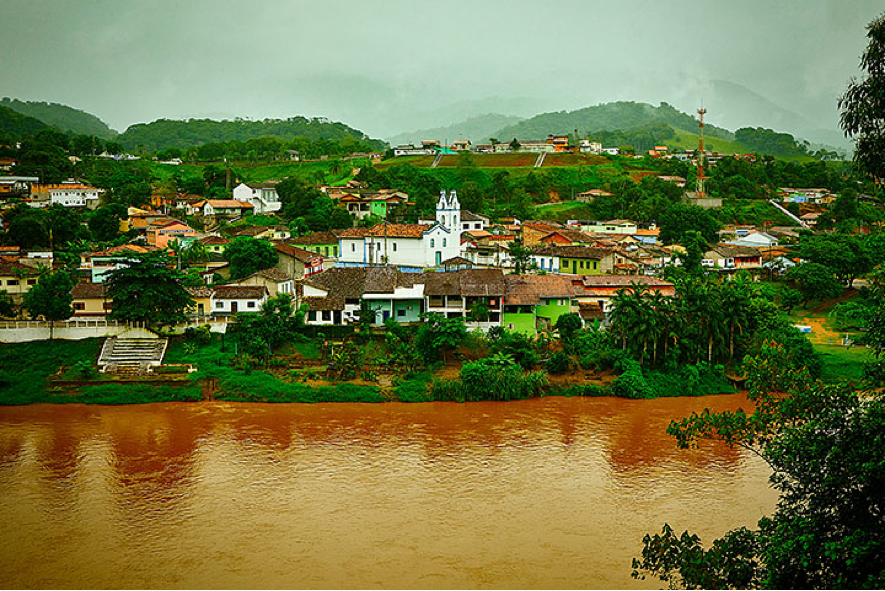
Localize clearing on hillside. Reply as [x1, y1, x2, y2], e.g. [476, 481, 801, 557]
[542, 153, 609, 167]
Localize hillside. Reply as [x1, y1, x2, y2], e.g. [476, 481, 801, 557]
[491, 101, 735, 142]
[386, 113, 524, 146]
[0, 105, 49, 137]
[1, 98, 116, 139]
[118, 117, 387, 152]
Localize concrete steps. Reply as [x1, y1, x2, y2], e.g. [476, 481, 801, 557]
[99, 337, 168, 374]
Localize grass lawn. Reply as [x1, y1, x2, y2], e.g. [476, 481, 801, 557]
[814, 343, 871, 384]
[534, 201, 593, 222]
[0, 339, 102, 404]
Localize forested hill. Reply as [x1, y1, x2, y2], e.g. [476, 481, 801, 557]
[1, 98, 117, 139]
[0, 105, 49, 138]
[491, 101, 735, 142]
[118, 117, 387, 152]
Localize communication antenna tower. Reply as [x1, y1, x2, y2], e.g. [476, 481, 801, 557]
[697, 107, 707, 199]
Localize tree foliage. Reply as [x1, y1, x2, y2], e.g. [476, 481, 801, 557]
[104, 251, 194, 326]
[22, 270, 73, 324]
[839, 12, 885, 186]
[634, 341, 885, 589]
[222, 237, 278, 280]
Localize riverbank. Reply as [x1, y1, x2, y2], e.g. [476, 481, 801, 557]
[1, 332, 866, 406]
[2, 336, 738, 405]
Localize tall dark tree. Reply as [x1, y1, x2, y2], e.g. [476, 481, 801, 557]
[839, 12, 885, 187]
[104, 251, 194, 327]
[22, 270, 74, 339]
[659, 203, 720, 245]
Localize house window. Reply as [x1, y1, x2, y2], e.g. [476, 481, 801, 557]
[393, 243, 397, 252]
[352, 243, 356, 252]
[73, 303, 85, 311]
[308, 311, 317, 321]
[27, 279, 36, 285]
[397, 309, 405, 317]
[103, 302, 112, 310]
[593, 261, 598, 270]
[7, 279, 18, 286]
[443, 238, 447, 247]
[430, 239, 435, 248]
[247, 301, 255, 308]
[321, 311, 331, 321]
[216, 301, 223, 308]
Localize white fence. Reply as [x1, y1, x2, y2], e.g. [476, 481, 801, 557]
[0, 317, 229, 343]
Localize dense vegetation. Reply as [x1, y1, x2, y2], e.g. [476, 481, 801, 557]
[117, 116, 386, 152]
[734, 127, 810, 157]
[1, 97, 117, 139]
[0, 104, 49, 138]
[491, 101, 734, 143]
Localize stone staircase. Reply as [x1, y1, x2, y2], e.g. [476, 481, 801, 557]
[98, 337, 168, 374]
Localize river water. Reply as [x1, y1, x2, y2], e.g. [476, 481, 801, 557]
[0, 396, 776, 589]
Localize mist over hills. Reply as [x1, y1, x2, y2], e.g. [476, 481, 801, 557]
[1, 78, 850, 157]
[386, 113, 524, 146]
[1, 98, 117, 139]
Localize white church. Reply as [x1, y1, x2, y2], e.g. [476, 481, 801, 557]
[337, 190, 463, 271]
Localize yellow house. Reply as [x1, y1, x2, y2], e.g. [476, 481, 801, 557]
[187, 287, 213, 316]
[71, 282, 112, 317]
[0, 260, 40, 302]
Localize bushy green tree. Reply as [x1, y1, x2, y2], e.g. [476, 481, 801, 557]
[633, 342, 885, 589]
[839, 11, 885, 187]
[105, 251, 194, 327]
[223, 237, 278, 280]
[786, 262, 843, 306]
[22, 270, 74, 338]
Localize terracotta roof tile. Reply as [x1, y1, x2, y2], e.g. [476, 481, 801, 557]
[213, 285, 268, 299]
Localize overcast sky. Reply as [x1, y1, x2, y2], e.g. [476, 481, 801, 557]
[3, 0, 882, 141]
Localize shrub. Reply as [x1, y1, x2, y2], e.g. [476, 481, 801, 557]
[611, 360, 654, 399]
[545, 351, 571, 374]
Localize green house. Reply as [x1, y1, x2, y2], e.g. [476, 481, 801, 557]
[502, 274, 577, 335]
[292, 231, 341, 258]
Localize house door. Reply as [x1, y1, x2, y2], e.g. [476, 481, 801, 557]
[231, 302, 238, 314]
[435, 251, 442, 266]
[382, 310, 390, 322]
[197, 303, 204, 315]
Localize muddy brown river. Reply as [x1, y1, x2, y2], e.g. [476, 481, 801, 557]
[0, 396, 776, 589]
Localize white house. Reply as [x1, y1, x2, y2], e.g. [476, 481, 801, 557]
[34, 182, 103, 208]
[579, 140, 602, 154]
[337, 190, 462, 271]
[232, 182, 281, 214]
[393, 144, 436, 157]
[211, 285, 269, 315]
[725, 231, 779, 248]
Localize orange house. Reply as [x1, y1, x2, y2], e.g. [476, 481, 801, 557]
[146, 219, 199, 248]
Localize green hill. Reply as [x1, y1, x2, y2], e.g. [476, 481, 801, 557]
[491, 101, 735, 143]
[1, 98, 116, 139]
[0, 105, 49, 137]
[118, 117, 387, 152]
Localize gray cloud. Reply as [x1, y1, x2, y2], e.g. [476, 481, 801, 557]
[3, 0, 882, 142]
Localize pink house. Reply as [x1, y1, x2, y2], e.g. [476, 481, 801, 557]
[147, 219, 199, 248]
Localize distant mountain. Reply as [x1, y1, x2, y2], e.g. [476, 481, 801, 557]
[386, 113, 525, 146]
[1, 98, 117, 139]
[117, 117, 387, 152]
[669, 80, 851, 152]
[0, 105, 49, 137]
[490, 101, 735, 143]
